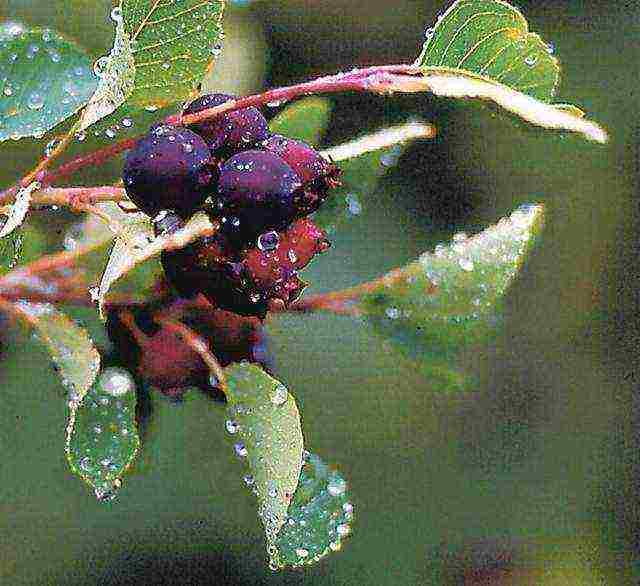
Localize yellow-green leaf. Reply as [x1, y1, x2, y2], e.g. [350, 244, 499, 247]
[416, 0, 559, 102]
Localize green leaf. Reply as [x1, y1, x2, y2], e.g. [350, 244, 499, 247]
[97, 211, 214, 318]
[268, 97, 332, 146]
[78, 0, 225, 135]
[416, 0, 559, 102]
[361, 204, 544, 391]
[272, 452, 354, 570]
[11, 301, 101, 400]
[0, 23, 97, 141]
[315, 123, 434, 232]
[66, 367, 140, 501]
[223, 363, 304, 558]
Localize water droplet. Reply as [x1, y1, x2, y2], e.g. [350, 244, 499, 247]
[257, 231, 279, 251]
[93, 56, 109, 77]
[93, 425, 102, 434]
[110, 6, 123, 22]
[345, 193, 362, 216]
[234, 442, 248, 458]
[249, 292, 261, 304]
[546, 41, 555, 55]
[225, 419, 239, 434]
[524, 54, 538, 67]
[100, 367, 135, 397]
[458, 258, 474, 272]
[182, 142, 194, 154]
[75, 131, 86, 142]
[336, 524, 350, 537]
[385, 307, 401, 320]
[327, 477, 347, 497]
[48, 49, 61, 63]
[287, 249, 298, 264]
[121, 118, 133, 128]
[424, 26, 435, 39]
[295, 548, 309, 559]
[105, 128, 117, 139]
[3, 85, 13, 96]
[243, 474, 254, 487]
[270, 384, 288, 406]
[44, 138, 60, 157]
[145, 104, 159, 112]
[162, 61, 171, 70]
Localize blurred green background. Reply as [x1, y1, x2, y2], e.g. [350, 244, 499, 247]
[0, 0, 638, 584]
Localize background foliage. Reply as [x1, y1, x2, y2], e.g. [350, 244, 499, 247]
[0, 0, 637, 584]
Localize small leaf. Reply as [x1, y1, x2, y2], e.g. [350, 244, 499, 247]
[0, 228, 23, 275]
[272, 452, 354, 570]
[268, 97, 332, 146]
[0, 23, 97, 141]
[10, 301, 100, 400]
[315, 123, 434, 232]
[97, 211, 215, 318]
[0, 181, 40, 238]
[416, 0, 559, 102]
[66, 367, 140, 501]
[361, 204, 544, 391]
[223, 363, 304, 554]
[78, 0, 225, 134]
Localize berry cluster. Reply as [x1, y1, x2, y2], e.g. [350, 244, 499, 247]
[123, 93, 340, 319]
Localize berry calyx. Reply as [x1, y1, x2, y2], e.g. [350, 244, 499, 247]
[123, 125, 214, 218]
[183, 93, 269, 156]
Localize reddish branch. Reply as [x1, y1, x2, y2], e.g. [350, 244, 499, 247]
[0, 64, 420, 205]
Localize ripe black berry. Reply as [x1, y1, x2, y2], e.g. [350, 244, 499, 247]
[123, 125, 214, 218]
[262, 134, 341, 213]
[183, 93, 269, 156]
[216, 150, 303, 238]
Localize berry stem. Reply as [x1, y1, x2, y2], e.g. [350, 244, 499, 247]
[160, 318, 230, 397]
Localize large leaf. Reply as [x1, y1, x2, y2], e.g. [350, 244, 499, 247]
[361, 204, 544, 391]
[66, 367, 140, 501]
[97, 211, 215, 318]
[416, 0, 559, 102]
[78, 0, 225, 135]
[268, 97, 332, 146]
[0, 23, 97, 142]
[223, 363, 304, 559]
[272, 452, 354, 570]
[10, 301, 100, 401]
[315, 123, 434, 232]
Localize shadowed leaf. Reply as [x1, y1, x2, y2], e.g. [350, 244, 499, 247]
[268, 97, 332, 146]
[315, 123, 434, 232]
[0, 23, 97, 141]
[66, 367, 140, 501]
[361, 204, 544, 391]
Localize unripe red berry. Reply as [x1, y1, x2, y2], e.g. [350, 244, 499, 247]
[123, 125, 214, 218]
[242, 218, 331, 306]
[183, 93, 269, 156]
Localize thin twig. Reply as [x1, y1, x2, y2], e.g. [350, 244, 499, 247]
[160, 318, 230, 397]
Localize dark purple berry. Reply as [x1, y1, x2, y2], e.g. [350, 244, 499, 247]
[216, 150, 303, 237]
[262, 134, 342, 213]
[183, 93, 269, 155]
[123, 125, 214, 218]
